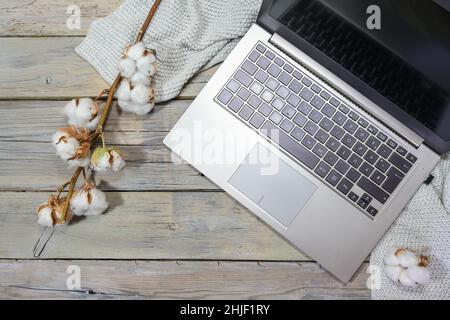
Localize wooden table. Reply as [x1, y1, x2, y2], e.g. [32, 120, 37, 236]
[0, 0, 370, 299]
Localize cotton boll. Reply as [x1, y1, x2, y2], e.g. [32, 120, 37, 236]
[130, 72, 151, 86]
[110, 149, 126, 172]
[118, 99, 134, 113]
[138, 62, 156, 77]
[52, 131, 80, 161]
[384, 247, 402, 266]
[133, 103, 155, 116]
[117, 79, 132, 101]
[70, 190, 90, 216]
[384, 265, 403, 282]
[130, 84, 152, 104]
[399, 270, 417, 287]
[37, 206, 54, 227]
[397, 250, 420, 268]
[90, 147, 112, 172]
[136, 52, 156, 73]
[118, 58, 136, 78]
[126, 42, 145, 61]
[86, 187, 108, 215]
[64, 99, 78, 120]
[407, 266, 431, 285]
[65, 98, 99, 132]
[52, 127, 91, 166]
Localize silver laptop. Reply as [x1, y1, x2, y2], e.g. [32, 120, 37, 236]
[164, 0, 450, 282]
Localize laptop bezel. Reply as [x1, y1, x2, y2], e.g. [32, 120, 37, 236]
[257, 0, 450, 154]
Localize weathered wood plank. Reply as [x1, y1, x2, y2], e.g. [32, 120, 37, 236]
[0, 38, 217, 100]
[0, 260, 370, 299]
[0, 192, 307, 260]
[0, 100, 219, 191]
[0, 0, 122, 36]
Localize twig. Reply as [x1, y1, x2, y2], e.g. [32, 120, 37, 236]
[59, 0, 162, 222]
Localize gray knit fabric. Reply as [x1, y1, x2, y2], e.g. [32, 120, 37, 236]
[77, 0, 450, 299]
[76, 0, 263, 102]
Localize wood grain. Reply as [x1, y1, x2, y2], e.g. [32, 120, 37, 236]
[0, 37, 218, 100]
[0, 260, 370, 299]
[0, 0, 123, 36]
[0, 192, 307, 260]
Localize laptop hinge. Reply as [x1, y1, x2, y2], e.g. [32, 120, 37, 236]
[269, 33, 423, 149]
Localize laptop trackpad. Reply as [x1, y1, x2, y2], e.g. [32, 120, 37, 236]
[228, 143, 317, 227]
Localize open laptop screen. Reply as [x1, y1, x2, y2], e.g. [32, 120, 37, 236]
[267, 0, 450, 144]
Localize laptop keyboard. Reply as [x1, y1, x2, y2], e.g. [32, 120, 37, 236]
[215, 42, 418, 218]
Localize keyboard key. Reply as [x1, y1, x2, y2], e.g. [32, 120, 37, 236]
[335, 160, 350, 174]
[256, 56, 271, 69]
[248, 95, 262, 109]
[329, 97, 340, 107]
[226, 79, 241, 93]
[348, 191, 359, 202]
[353, 142, 368, 156]
[292, 70, 303, 80]
[293, 113, 307, 127]
[238, 105, 254, 120]
[370, 170, 386, 185]
[319, 118, 334, 132]
[324, 151, 339, 166]
[364, 150, 379, 165]
[274, 57, 284, 67]
[269, 111, 283, 124]
[258, 103, 272, 117]
[250, 81, 264, 95]
[342, 133, 356, 148]
[249, 113, 265, 129]
[300, 88, 314, 101]
[357, 198, 369, 209]
[256, 44, 266, 53]
[241, 60, 258, 75]
[348, 154, 363, 168]
[291, 127, 305, 141]
[382, 167, 404, 193]
[321, 104, 336, 117]
[396, 146, 408, 156]
[343, 120, 358, 134]
[276, 86, 290, 99]
[217, 89, 233, 105]
[325, 137, 340, 152]
[298, 101, 312, 115]
[248, 51, 260, 62]
[282, 105, 296, 119]
[315, 161, 332, 178]
[389, 152, 412, 173]
[311, 96, 325, 109]
[301, 77, 313, 86]
[355, 128, 370, 142]
[261, 90, 274, 103]
[377, 132, 388, 142]
[375, 158, 390, 173]
[265, 50, 275, 60]
[280, 119, 294, 133]
[287, 93, 301, 107]
[357, 176, 389, 204]
[255, 70, 269, 83]
[320, 91, 331, 100]
[336, 145, 352, 160]
[312, 143, 327, 158]
[228, 97, 244, 112]
[367, 125, 378, 135]
[377, 144, 392, 158]
[359, 162, 374, 176]
[304, 121, 319, 135]
[338, 104, 350, 114]
[332, 112, 346, 126]
[346, 168, 361, 183]
[406, 153, 417, 163]
[337, 178, 353, 195]
[278, 72, 293, 86]
[315, 129, 330, 144]
[234, 70, 252, 86]
[361, 193, 372, 203]
[387, 139, 398, 149]
[326, 170, 342, 186]
[309, 109, 323, 123]
[268, 64, 282, 78]
[366, 136, 381, 150]
[301, 135, 317, 149]
[288, 80, 303, 94]
[348, 111, 359, 121]
[283, 64, 294, 73]
[367, 206, 378, 217]
[330, 125, 345, 139]
[237, 87, 251, 101]
[311, 84, 321, 94]
[266, 78, 279, 91]
[358, 118, 369, 128]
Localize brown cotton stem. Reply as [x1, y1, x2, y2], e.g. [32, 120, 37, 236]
[58, 0, 162, 222]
